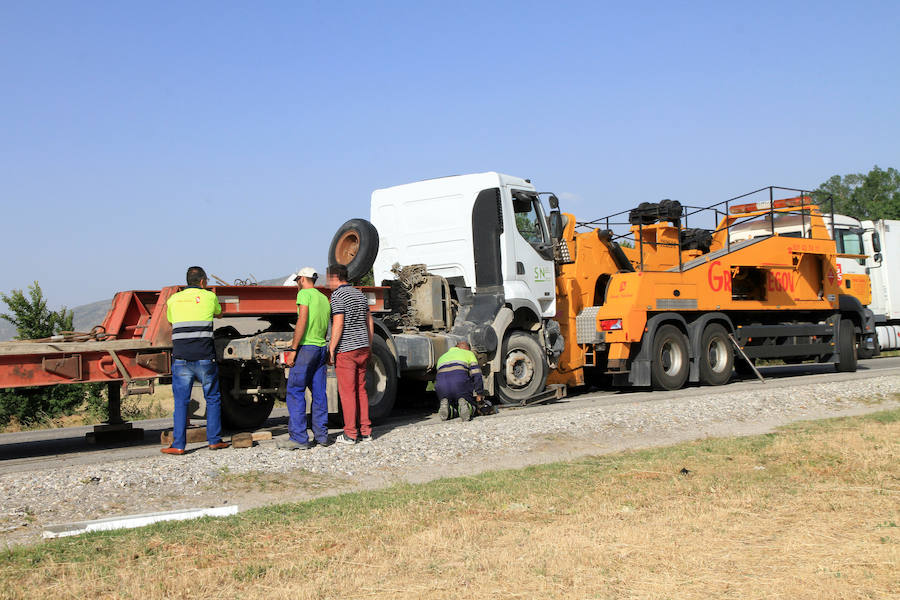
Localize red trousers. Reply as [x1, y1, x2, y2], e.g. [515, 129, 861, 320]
[335, 346, 371, 438]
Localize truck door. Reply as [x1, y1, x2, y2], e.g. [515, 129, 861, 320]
[507, 189, 556, 317]
[835, 226, 866, 281]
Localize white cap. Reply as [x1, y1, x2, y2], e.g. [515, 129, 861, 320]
[293, 266, 318, 281]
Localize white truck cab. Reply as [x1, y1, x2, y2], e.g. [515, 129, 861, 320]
[371, 172, 557, 319]
[728, 209, 899, 350]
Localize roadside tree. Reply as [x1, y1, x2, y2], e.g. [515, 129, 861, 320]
[0, 283, 104, 427]
[815, 166, 900, 220]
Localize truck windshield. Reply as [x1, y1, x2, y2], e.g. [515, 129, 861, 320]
[512, 193, 549, 246]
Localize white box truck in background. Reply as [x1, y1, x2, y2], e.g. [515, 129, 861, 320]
[837, 218, 900, 351]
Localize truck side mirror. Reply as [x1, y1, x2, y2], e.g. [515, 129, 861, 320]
[872, 231, 882, 253]
[874, 252, 882, 263]
[549, 195, 559, 209]
[549, 211, 563, 240]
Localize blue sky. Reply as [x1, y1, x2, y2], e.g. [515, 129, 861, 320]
[1, 1, 898, 309]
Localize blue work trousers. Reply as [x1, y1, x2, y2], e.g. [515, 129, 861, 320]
[171, 359, 223, 450]
[286, 345, 329, 444]
[435, 372, 476, 406]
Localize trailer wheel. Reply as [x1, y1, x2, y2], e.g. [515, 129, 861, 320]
[650, 324, 689, 390]
[220, 385, 276, 430]
[365, 336, 398, 421]
[328, 218, 379, 282]
[698, 323, 733, 386]
[496, 331, 548, 405]
[836, 319, 858, 372]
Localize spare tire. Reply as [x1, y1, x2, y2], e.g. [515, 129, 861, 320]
[328, 218, 379, 282]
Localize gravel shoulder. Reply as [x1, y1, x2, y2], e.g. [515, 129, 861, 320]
[2, 371, 899, 548]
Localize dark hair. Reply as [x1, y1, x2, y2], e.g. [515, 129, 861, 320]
[326, 264, 348, 281]
[186, 266, 207, 286]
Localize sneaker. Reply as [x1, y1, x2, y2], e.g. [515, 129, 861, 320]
[360, 434, 373, 443]
[160, 447, 185, 455]
[438, 398, 450, 421]
[208, 442, 230, 450]
[335, 433, 357, 445]
[316, 437, 334, 447]
[458, 398, 473, 422]
[276, 438, 312, 451]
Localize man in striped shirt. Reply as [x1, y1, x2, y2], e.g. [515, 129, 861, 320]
[327, 264, 374, 444]
[161, 266, 229, 455]
[435, 341, 485, 422]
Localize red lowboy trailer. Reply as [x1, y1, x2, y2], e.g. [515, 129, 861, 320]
[0, 285, 390, 441]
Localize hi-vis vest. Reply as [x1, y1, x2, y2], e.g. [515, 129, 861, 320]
[435, 346, 484, 395]
[166, 286, 222, 360]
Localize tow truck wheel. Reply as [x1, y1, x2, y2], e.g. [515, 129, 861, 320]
[698, 323, 733, 386]
[836, 319, 858, 373]
[496, 332, 548, 405]
[650, 324, 689, 390]
[366, 336, 398, 421]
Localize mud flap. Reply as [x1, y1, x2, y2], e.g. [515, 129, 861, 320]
[627, 312, 690, 387]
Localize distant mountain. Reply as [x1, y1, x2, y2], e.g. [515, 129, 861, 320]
[0, 277, 289, 341]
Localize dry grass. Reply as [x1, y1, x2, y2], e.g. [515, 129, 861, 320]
[1, 410, 898, 599]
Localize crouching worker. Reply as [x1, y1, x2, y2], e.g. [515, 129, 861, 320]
[435, 341, 490, 422]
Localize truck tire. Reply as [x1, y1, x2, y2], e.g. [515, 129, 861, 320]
[328, 218, 379, 282]
[698, 323, 733, 386]
[219, 383, 276, 430]
[365, 336, 398, 421]
[650, 324, 689, 390]
[836, 319, 858, 372]
[496, 331, 549, 405]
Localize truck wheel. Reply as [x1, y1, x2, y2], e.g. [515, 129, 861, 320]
[328, 218, 379, 282]
[836, 319, 858, 372]
[366, 336, 398, 421]
[496, 332, 548, 405]
[219, 385, 275, 430]
[650, 324, 689, 390]
[698, 323, 733, 386]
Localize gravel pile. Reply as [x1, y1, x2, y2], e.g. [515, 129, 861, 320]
[2, 374, 898, 545]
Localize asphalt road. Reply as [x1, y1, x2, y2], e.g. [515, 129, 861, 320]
[1, 356, 898, 475]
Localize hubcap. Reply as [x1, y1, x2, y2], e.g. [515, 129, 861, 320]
[505, 349, 535, 388]
[660, 340, 684, 376]
[335, 231, 360, 264]
[707, 338, 728, 372]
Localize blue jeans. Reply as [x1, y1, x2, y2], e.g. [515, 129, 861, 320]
[171, 359, 223, 449]
[286, 345, 328, 444]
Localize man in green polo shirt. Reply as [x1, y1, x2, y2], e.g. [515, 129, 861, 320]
[279, 267, 332, 450]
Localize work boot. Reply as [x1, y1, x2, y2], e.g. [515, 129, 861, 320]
[276, 438, 312, 451]
[458, 398, 473, 422]
[438, 398, 450, 421]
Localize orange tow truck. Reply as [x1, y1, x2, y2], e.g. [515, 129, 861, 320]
[549, 187, 875, 390]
